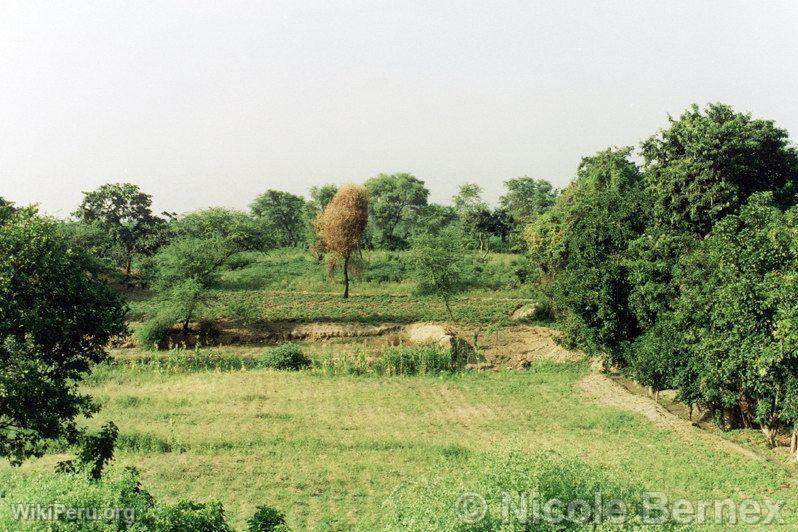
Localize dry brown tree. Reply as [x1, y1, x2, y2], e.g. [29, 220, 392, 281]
[313, 184, 369, 298]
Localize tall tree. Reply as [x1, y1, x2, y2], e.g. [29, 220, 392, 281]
[364, 173, 429, 249]
[452, 183, 486, 218]
[408, 228, 471, 321]
[74, 183, 165, 277]
[308, 184, 339, 216]
[642, 102, 798, 236]
[499, 177, 558, 224]
[250, 190, 308, 247]
[314, 185, 369, 298]
[0, 207, 126, 464]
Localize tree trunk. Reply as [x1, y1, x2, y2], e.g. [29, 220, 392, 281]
[443, 297, 454, 321]
[760, 424, 778, 448]
[343, 255, 350, 299]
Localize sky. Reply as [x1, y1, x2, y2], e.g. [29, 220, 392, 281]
[1, 1, 797, 216]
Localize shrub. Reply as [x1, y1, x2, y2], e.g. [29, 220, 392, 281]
[372, 345, 455, 376]
[152, 500, 232, 531]
[135, 313, 177, 350]
[247, 505, 287, 531]
[260, 343, 310, 371]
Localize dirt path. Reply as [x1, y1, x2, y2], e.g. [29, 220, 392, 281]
[577, 371, 764, 462]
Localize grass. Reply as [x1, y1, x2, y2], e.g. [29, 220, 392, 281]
[126, 248, 539, 326]
[3, 355, 797, 529]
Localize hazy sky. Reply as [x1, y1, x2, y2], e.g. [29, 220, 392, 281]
[2, 1, 797, 216]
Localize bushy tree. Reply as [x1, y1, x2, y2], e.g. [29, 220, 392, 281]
[452, 183, 487, 217]
[308, 184, 338, 216]
[0, 208, 126, 464]
[642, 102, 798, 235]
[250, 189, 308, 247]
[676, 193, 798, 442]
[314, 184, 370, 298]
[462, 207, 512, 255]
[408, 229, 471, 321]
[74, 183, 166, 277]
[365, 173, 429, 249]
[540, 148, 646, 361]
[415, 203, 459, 236]
[499, 177, 558, 223]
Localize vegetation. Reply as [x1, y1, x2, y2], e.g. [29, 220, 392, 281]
[0, 207, 126, 464]
[5, 101, 798, 527]
[313, 184, 370, 298]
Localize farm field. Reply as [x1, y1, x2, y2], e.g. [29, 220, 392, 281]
[3, 338, 797, 529]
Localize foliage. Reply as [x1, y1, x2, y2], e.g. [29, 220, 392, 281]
[250, 190, 308, 248]
[549, 148, 646, 361]
[152, 500, 233, 531]
[57, 422, 119, 480]
[314, 184, 370, 298]
[372, 345, 464, 376]
[247, 505, 287, 531]
[408, 229, 472, 320]
[499, 176, 558, 224]
[0, 208, 126, 464]
[452, 183, 487, 217]
[73, 183, 166, 276]
[365, 173, 429, 249]
[171, 207, 267, 252]
[261, 343, 311, 371]
[641, 102, 798, 235]
[675, 193, 798, 440]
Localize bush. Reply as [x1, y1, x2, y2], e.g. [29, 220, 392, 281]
[247, 505, 287, 531]
[372, 345, 456, 376]
[152, 500, 232, 531]
[135, 313, 176, 350]
[260, 343, 310, 371]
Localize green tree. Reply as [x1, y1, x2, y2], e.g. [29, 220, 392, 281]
[676, 193, 798, 443]
[642, 102, 798, 236]
[74, 183, 165, 277]
[452, 183, 486, 218]
[365, 173, 429, 249]
[537, 148, 646, 362]
[145, 209, 266, 342]
[308, 184, 338, 216]
[250, 189, 308, 247]
[0, 208, 126, 464]
[408, 229, 471, 321]
[499, 177, 558, 223]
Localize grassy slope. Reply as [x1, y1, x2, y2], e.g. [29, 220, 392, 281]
[126, 249, 536, 326]
[5, 359, 795, 529]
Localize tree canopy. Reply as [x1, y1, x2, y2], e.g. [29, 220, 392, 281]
[0, 208, 126, 464]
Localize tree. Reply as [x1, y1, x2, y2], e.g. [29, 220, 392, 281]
[74, 183, 165, 278]
[250, 190, 308, 247]
[535, 148, 646, 362]
[308, 184, 338, 216]
[452, 183, 486, 218]
[364, 173, 429, 249]
[0, 207, 126, 464]
[416, 204, 459, 236]
[499, 177, 558, 223]
[462, 207, 512, 255]
[408, 228, 471, 321]
[642, 102, 798, 236]
[145, 209, 266, 341]
[675, 193, 798, 442]
[314, 185, 369, 298]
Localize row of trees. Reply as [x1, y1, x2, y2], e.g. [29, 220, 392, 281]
[526, 103, 798, 455]
[65, 174, 557, 284]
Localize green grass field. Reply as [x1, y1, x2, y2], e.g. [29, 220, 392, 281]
[126, 249, 538, 327]
[4, 353, 796, 529]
